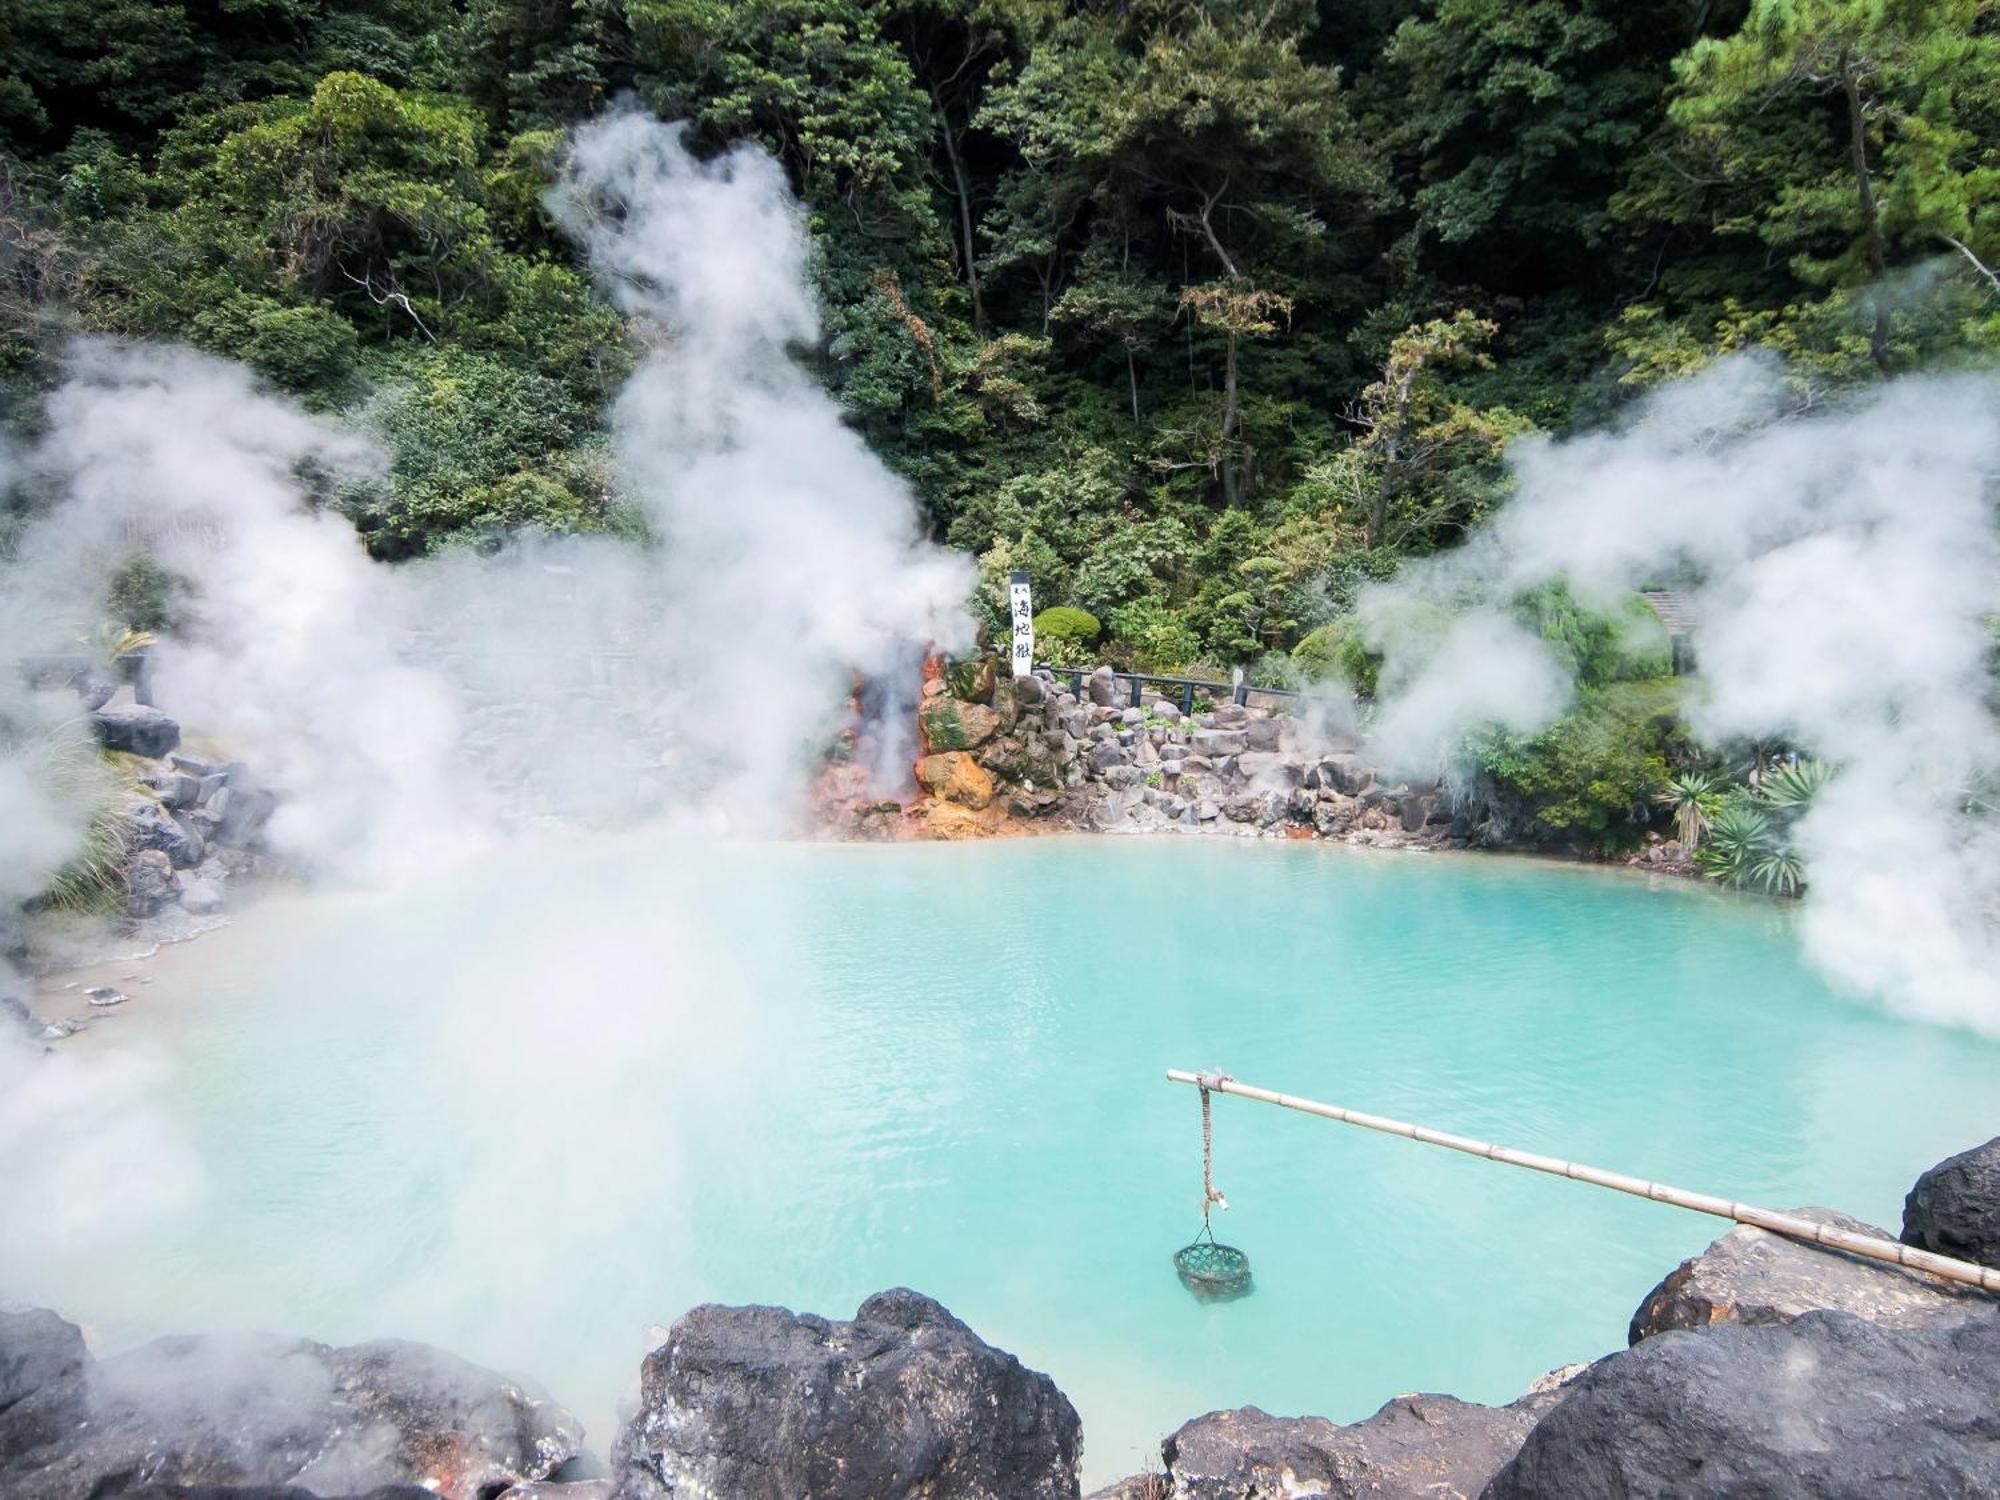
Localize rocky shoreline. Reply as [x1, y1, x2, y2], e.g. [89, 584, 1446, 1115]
[820, 661, 1699, 882]
[7, 1139, 1995, 1499]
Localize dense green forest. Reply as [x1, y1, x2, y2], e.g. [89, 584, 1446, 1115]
[2, 0, 1996, 850]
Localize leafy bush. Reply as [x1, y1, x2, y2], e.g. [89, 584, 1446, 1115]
[1511, 580, 1672, 687]
[1106, 595, 1201, 672]
[1034, 605, 1101, 652]
[1468, 679, 1690, 850]
[104, 554, 184, 634]
[1291, 617, 1378, 694]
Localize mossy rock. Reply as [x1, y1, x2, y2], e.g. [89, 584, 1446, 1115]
[922, 700, 999, 753]
[944, 655, 998, 705]
[922, 701, 972, 752]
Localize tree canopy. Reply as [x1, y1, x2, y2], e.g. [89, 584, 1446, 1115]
[2, 0, 1994, 721]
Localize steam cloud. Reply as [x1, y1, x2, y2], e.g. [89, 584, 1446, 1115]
[0, 109, 972, 1291]
[1, 110, 971, 879]
[1354, 355, 2000, 1032]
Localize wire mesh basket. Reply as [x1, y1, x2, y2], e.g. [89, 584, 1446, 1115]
[1173, 1236, 1253, 1302]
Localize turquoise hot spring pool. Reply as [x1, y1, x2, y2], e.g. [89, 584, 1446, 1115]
[29, 836, 2000, 1484]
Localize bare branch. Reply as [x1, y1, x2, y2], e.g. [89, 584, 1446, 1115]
[341, 265, 437, 342]
[1943, 235, 2000, 299]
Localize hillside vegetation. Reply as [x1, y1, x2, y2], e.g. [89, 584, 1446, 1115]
[2, 0, 1996, 853]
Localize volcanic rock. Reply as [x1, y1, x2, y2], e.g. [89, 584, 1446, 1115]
[0, 1309, 581, 1500]
[216, 785, 278, 845]
[1903, 1136, 2000, 1269]
[122, 794, 204, 868]
[915, 751, 996, 809]
[126, 848, 181, 917]
[612, 1287, 1080, 1500]
[1629, 1208, 1976, 1343]
[1485, 1309, 2000, 1500]
[92, 704, 181, 758]
[1158, 1391, 1559, 1500]
[121, 1488, 437, 1499]
[920, 700, 1000, 753]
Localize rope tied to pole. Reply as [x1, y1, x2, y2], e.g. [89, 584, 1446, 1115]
[1176, 1073, 1253, 1301]
[1199, 1075, 1231, 1223]
[1167, 1068, 2000, 1297]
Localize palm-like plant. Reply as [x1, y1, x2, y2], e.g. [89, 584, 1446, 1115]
[1652, 771, 1719, 852]
[1749, 845, 1806, 898]
[1696, 801, 1775, 888]
[1758, 757, 1834, 810]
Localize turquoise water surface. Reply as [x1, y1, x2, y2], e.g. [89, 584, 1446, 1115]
[38, 836, 2000, 1483]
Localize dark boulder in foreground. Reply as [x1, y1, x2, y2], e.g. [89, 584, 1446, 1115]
[1904, 1136, 2000, 1269]
[1486, 1308, 2000, 1499]
[613, 1287, 1081, 1499]
[1141, 1385, 1571, 1500]
[120, 1487, 437, 1499]
[0, 1308, 581, 1500]
[1630, 1207, 1977, 1343]
[92, 704, 182, 758]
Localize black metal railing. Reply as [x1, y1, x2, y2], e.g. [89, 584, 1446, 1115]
[1036, 664, 1299, 716]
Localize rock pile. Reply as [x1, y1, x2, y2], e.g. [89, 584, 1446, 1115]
[0, 1308, 582, 1500]
[91, 708, 276, 924]
[5, 1135, 1997, 1500]
[894, 664, 1464, 847]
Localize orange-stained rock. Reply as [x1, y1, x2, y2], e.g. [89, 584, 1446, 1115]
[913, 801, 999, 839]
[915, 751, 995, 810]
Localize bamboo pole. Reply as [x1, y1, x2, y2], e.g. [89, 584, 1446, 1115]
[1166, 1069, 2000, 1295]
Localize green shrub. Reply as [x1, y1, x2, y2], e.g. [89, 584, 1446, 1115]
[1291, 617, 1381, 697]
[1034, 605, 1101, 655]
[104, 554, 184, 634]
[1510, 580, 1672, 687]
[1468, 678, 1690, 851]
[1106, 596, 1200, 673]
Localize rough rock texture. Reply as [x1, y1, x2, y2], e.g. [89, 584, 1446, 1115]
[921, 699, 1001, 752]
[126, 847, 182, 917]
[1629, 1207, 1977, 1342]
[613, 1287, 1080, 1500]
[119, 1488, 438, 1498]
[1904, 1136, 2000, 1269]
[886, 664, 1464, 851]
[915, 750, 998, 810]
[92, 704, 182, 758]
[1156, 1392, 1559, 1500]
[1486, 1309, 2000, 1500]
[0, 1309, 581, 1500]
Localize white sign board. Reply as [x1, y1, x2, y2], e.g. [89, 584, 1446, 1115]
[1008, 570, 1034, 678]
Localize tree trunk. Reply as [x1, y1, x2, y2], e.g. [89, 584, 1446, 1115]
[1367, 381, 1413, 549]
[1367, 465, 1397, 550]
[934, 103, 985, 332]
[1126, 345, 1140, 424]
[1842, 56, 1891, 369]
[1220, 329, 1240, 507]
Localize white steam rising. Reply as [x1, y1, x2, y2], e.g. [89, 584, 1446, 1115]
[0, 109, 971, 881]
[0, 109, 971, 1293]
[1356, 355, 2000, 1031]
[545, 113, 974, 817]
